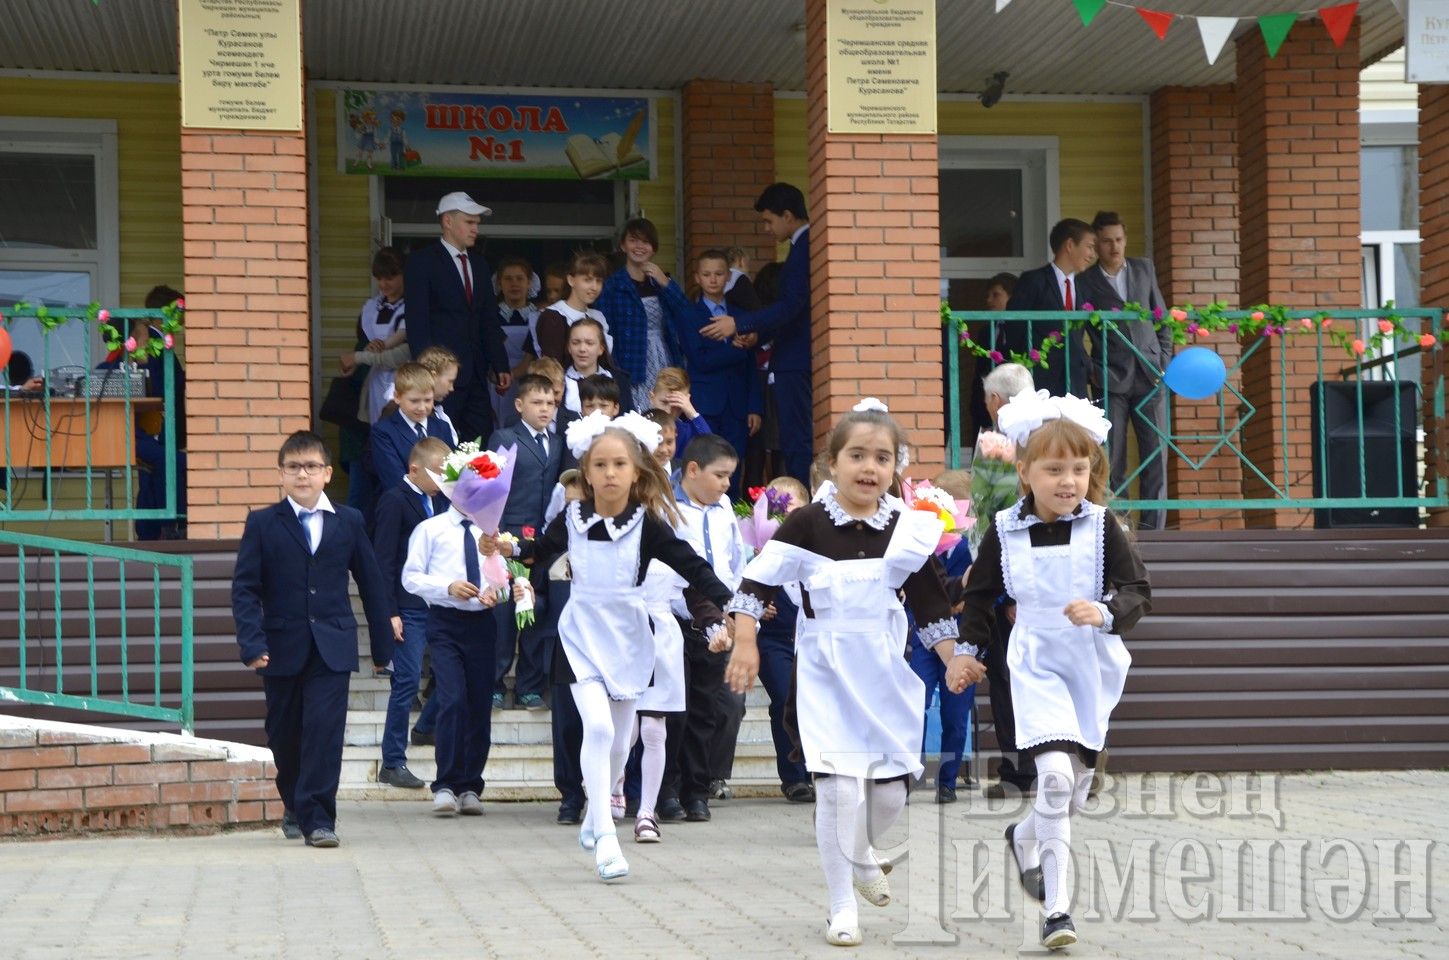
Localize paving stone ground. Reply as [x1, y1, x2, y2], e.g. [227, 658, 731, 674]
[1, 770, 1445, 959]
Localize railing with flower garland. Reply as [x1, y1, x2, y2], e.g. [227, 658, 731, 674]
[942, 303, 1449, 518]
[1, 300, 194, 734]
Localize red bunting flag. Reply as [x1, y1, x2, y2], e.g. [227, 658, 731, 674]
[1136, 7, 1174, 40]
[1319, 2, 1358, 48]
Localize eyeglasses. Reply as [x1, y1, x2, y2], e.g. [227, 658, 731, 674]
[281, 462, 328, 476]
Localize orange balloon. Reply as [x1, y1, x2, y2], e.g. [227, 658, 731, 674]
[0, 326, 12, 372]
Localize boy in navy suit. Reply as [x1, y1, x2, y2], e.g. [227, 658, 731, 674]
[232, 430, 393, 848]
[370, 362, 456, 495]
[486, 374, 563, 711]
[372, 436, 450, 789]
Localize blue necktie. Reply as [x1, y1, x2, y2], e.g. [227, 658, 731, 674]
[700, 506, 715, 566]
[534, 430, 547, 458]
[298, 510, 316, 553]
[421, 492, 433, 518]
[414, 421, 426, 441]
[460, 519, 480, 588]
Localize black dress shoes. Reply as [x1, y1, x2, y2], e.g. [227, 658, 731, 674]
[684, 799, 711, 822]
[657, 797, 686, 822]
[281, 811, 302, 840]
[305, 828, 340, 848]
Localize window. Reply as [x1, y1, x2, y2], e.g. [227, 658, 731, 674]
[1360, 127, 1421, 386]
[0, 118, 118, 373]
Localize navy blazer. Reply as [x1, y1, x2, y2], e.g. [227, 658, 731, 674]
[734, 227, 810, 374]
[487, 420, 565, 535]
[232, 500, 393, 675]
[373, 482, 447, 614]
[1002, 263, 1091, 397]
[404, 240, 508, 385]
[370, 410, 455, 492]
[672, 300, 764, 420]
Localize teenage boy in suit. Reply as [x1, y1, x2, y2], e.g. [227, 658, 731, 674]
[232, 430, 393, 848]
[486, 374, 564, 712]
[372, 437, 450, 789]
[1003, 218, 1095, 398]
[370, 362, 455, 496]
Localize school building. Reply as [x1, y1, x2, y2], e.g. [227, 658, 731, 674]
[2, 1, 1448, 832]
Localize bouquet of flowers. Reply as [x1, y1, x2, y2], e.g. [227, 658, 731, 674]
[431, 440, 533, 626]
[901, 479, 971, 555]
[736, 485, 794, 553]
[968, 430, 1019, 550]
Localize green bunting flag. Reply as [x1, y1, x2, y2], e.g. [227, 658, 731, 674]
[1073, 0, 1108, 28]
[1257, 12, 1298, 57]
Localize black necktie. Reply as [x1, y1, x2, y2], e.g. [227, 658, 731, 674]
[460, 519, 481, 588]
[534, 431, 547, 458]
[414, 421, 426, 441]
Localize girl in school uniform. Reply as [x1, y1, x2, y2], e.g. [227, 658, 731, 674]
[495, 410, 732, 881]
[951, 389, 1151, 951]
[562, 317, 632, 416]
[724, 401, 986, 948]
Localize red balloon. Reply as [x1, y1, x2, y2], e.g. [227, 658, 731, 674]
[0, 326, 12, 372]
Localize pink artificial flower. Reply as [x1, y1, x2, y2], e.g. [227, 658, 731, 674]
[1152, 306, 1164, 321]
[1351, 339, 1366, 356]
[1378, 319, 1395, 335]
[1419, 333, 1439, 349]
[1050, 331, 1063, 343]
[989, 350, 1004, 363]
[1029, 349, 1041, 361]
[124, 336, 137, 352]
[175, 298, 185, 310]
[163, 333, 175, 348]
[1321, 317, 1333, 329]
[97, 309, 110, 322]
[1251, 310, 1265, 322]
[1080, 301, 1094, 312]
[1186, 323, 1200, 335]
[1299, 318, 1314, 330]
[959, 330, 971, 343]
[1226, 323, 1239, 334]
[1170, 308, 1188, 323]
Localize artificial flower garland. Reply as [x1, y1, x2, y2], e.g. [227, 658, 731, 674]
[2, 299, 185, 362]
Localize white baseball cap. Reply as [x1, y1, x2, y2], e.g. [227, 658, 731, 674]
[436, 191, 492, 216]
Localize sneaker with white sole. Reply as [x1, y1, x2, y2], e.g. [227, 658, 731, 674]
[1041, 913, 1077, 950]
[432, 789, 459, 817]
[458, 791, 484, 816]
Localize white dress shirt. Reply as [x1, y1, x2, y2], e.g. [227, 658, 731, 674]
[440, 238, 472, 293]
[1050, 263, 1076, 307]
[1099, 263, 1128, 302]
[401, 508, 490, 611]
[287, 492, 335, 554]
[673, 488, 748, 591]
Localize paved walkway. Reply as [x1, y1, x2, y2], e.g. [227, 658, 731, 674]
[1, 771, 1445, 959]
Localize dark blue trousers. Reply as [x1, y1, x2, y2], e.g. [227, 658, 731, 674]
[495, 609, 549, 699]
[772, 371, 813, 486]
[908, 640, 976, 784]
[757, 629, 810, 787]
[381, 607, 428, 769]
[261, 643, 351, 833]
[427, 606, 496, 796]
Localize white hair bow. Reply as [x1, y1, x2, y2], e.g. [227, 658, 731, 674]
[996, 389, 1112, 448]
[564, 410, 663, 459]
[853, 397, 889, 413]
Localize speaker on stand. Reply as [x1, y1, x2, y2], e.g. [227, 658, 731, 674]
[1309, 380, 1419, 529]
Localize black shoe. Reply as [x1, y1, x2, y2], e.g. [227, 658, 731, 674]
[684, 799, 711, 822]
[280, 811, 302, 840]
[936, 784, 957, 804]
[1005, 823, 1045, 902]
[657, 798, 686, 822]
[782, 781, 816, 803]
[557, 804, 583, 825]
[410, 728, 435, 746]
[378, 765, 426, 789]
[305, 828, 340, 848]
[1041, 913, 1077, 950]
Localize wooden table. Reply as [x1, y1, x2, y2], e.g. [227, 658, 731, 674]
[1, 396, 164, 469]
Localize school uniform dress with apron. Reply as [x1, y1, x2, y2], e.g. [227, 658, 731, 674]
[996, 500, 1132, 756]
[358, 295, 405, 423]
[635, 560, 686, 714]
[555, 502, 655, 701]
[734, 503, 946, 781]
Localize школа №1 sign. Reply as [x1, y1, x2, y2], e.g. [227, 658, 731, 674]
[337, 89, 654, 180]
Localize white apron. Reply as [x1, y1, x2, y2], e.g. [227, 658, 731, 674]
[999, 502, 1132, 753]
[636, 560, 686, 713]
[359, 296, 405, 424]
[556, 504, 655, 701]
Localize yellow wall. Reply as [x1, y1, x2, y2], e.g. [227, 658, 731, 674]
[776, 96, 1148, 255]
[313, 88, 374, 395]
[638, 96, 678, 271]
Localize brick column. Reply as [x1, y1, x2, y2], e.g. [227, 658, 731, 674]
[1420, 86, 1449, 529]
[1235, 19, 1360, 528]
[803, 0, 943, 471]
[1150, 85, 1243, 530]
[180, 127, 311, 540]
[681, 80, 775, 270]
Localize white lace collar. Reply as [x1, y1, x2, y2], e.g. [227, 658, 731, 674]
[820, 488, 895, 531]
[568, 499, 646, 540]
[997, 496, 1099, 533]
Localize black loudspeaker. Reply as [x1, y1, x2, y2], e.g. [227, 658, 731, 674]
[1309, 381, 1419, 529]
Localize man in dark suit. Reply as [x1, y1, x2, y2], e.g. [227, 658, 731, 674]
[232, 431, 393, 847]
[1076, 212, 1173, 530]
[487, 374, 565, 710]
[700, 182, 813, 485]
[404, 191, 511, 443]
[1002, 218, 1096, 398]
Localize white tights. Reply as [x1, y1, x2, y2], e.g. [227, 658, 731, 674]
[1011, 750, 1094, 917]
[635, 715, 667, 819]
[571, 680, 637, 841]
[814, 775, 909, 922]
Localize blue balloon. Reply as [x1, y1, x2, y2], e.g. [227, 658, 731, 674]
[1162, 347, 1227, 400]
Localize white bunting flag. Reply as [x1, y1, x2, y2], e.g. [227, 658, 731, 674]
[996, 0, 1012, 11]
[1197, 16, 1237, 65]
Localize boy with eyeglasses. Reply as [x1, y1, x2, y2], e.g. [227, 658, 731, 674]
[232, 430, 394, 848]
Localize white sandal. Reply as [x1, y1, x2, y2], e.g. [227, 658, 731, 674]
[594, 832, 629, 881]
[853, 851, 892, 907]
[825, 913, 862, 947]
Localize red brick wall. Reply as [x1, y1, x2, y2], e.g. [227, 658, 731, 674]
[681, 80, 776, 275]
[1420, 87, 1449, 529]
[1150, 85, 1243, 529]
[1, 721, 278, 838]
[803, 0, 943, 472]
[1235, 20, 1361, 528]
[181, 130, 312, 539]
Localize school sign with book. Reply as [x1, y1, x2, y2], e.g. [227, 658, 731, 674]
[336, 89, 653, 180]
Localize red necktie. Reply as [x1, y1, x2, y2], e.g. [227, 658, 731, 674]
[458, 253, 472, 305]
[1063, 276, 1073, 311]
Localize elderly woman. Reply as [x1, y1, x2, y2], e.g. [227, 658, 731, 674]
[594, 218, 692, 411]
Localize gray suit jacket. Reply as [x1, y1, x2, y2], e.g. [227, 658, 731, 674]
[1076, 257, 1173, 395]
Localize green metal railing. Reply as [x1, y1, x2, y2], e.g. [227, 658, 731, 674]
[945, 308, 1449, 515]
[2, 305, 193, 733]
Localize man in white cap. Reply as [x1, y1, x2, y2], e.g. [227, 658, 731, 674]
[404, 191, 511, 442]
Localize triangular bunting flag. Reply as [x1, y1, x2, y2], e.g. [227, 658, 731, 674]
[1319, 2, 1358, 48]
[1258, 12, 1298, 57]
[996, 0, 1012, 12]
[1073, 0, 1107, 28]
[1197, 17, 1237, 65]
[1390, 0, 1405, 17]
[1137, 7, 1174, 41]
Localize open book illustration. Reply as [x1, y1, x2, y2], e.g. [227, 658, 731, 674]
[564, 110, 646, 178]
